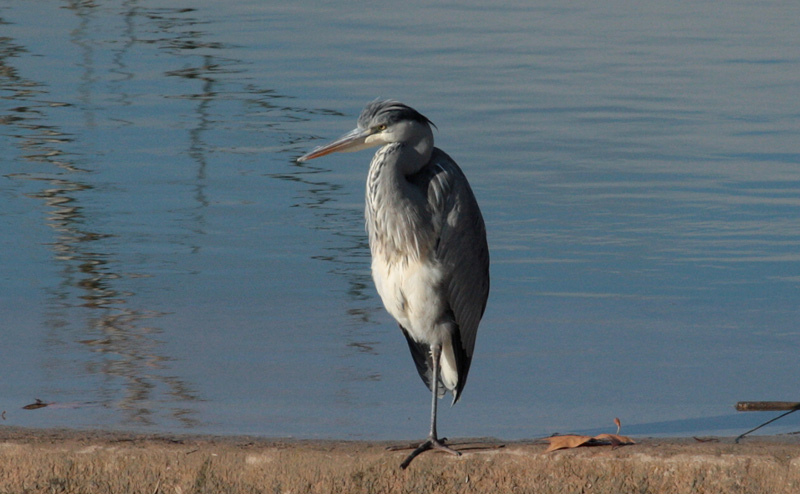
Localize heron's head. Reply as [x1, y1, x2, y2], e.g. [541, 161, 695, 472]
[297, 100, 435, 163]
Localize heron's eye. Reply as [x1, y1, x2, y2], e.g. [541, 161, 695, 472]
[376, 124, 387, 131]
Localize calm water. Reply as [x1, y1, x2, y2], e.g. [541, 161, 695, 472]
[2, 0, 799, 440]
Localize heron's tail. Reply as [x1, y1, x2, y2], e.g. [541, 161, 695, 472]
[399, 324, 472, 404]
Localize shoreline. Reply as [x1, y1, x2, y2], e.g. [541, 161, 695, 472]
[2, 427, 800, 493]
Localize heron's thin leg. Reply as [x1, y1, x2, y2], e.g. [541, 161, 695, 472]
[428, 345, 442, 439]
[400, 344, 461, 469]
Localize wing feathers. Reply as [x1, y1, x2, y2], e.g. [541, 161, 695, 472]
[406, 148, 490, 401]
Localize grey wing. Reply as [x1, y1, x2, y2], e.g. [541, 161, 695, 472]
[419, 148, 490, 401]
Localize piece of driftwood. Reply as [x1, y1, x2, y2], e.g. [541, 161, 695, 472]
[735, 401, 800, 443]
[736, 401, 800, 412]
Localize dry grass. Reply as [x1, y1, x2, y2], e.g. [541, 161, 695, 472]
[1, 428, 800, 493]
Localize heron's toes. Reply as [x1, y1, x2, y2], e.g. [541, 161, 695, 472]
[399, 437, 461, 469]
[430, 437, 461, 457]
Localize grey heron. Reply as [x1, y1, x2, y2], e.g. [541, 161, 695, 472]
[298, 100, 489, 469]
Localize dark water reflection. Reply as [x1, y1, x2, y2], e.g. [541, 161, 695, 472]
[2, 1, 388, 434]
[2, 4, 201, 427]
[2, 0, 799, 439]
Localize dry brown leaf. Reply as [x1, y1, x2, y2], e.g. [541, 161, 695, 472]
[542, 433, 634, 453]
[593, 433, 635, 447]
[542, 417, 635, 453]
[542, 435, 593, 452]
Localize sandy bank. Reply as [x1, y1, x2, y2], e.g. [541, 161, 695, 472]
[1, 427, 799, 493]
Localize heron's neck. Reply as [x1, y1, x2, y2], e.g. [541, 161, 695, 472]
[365, 144, 436, 261]
[408, 134, 434, 172]
[390, 122, 434, 175]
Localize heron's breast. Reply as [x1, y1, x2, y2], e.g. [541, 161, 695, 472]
[371, 253, 448, 344]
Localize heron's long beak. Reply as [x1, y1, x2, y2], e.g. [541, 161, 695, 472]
[297, 127, 375, 162]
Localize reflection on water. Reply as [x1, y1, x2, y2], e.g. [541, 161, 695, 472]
[1, 2, 206, 427]
[1, 0, 386, 432]
[277, 157, 385, 346]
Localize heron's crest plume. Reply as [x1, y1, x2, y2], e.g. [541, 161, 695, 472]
[358, 99, 437, 131]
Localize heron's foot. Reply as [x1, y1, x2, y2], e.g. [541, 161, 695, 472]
[399, 437, 461, 469]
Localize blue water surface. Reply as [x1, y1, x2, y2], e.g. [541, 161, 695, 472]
[1, 0, 799, 440]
